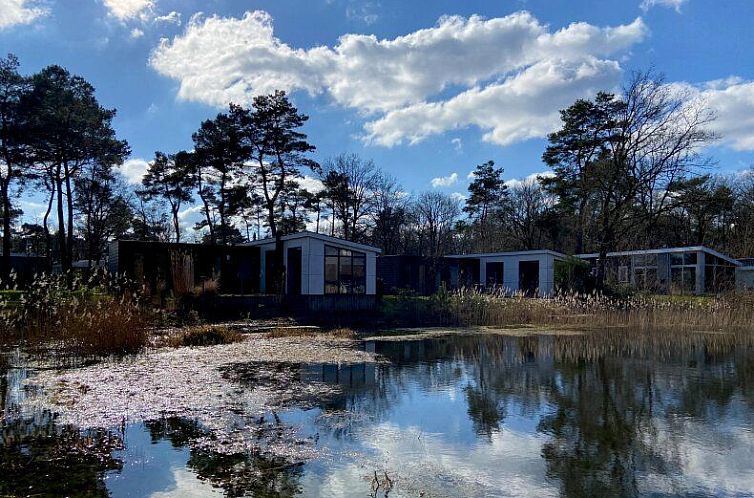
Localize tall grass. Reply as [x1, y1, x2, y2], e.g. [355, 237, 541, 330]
[0, 271, 151, 358]
[382, 287, 754, 333]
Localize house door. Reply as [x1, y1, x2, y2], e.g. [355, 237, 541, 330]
[265, 250, 278, 294]
[287, 247, 302, 295]
[486, 262, 504, 288]
[519, 260, 539, 297]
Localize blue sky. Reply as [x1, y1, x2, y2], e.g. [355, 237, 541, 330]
[2, 0, 754, 227]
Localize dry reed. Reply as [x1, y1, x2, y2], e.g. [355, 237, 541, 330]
[164, 325, 244, 347]
[0, 271, 151, 359]
[386, 287, 754, 333]
[265, 326, 357, 339]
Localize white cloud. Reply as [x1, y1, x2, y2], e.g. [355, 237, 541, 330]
[103, 0, 154, 21]
[505, 171, 555, 189]
[450, 192, 467, 202]
[0, 0, 47, 29]
[667, 78, 754, 151]
[150, 11, 330, 107]
[451, 138, 463, 152]
[154, 10, 181, 25]
[150, 11, 647, 146]
[298, 175, 325, 194]
[364, 57, 622, 146]
[345, 1, 380, 25]
[640, 0, 688, 12]
[119, 158, 150, 184]
[130, 27, 144, 38]
[431, 172, 459, 188]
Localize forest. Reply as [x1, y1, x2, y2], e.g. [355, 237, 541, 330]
[2, 53, 753, 286]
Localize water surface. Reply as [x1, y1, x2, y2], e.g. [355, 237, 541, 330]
[2, 333, 754, 497]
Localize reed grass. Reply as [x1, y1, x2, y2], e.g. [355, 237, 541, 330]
[164, 325, 244, 347]
[265, 326, 357, 339]
[0, 271, 152, 358]
[382, 287, 754, 333]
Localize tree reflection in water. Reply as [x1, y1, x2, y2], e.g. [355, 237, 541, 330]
[145, 417, 304, 498]
[314, 332, 754, 497]
[0, 410, 123, 497]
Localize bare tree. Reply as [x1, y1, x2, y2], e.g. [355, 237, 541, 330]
[413, 191, 460, 258]
[371, 172, 407, 254]
[321, 153, 379, 241]
[508, 178, 554, 250]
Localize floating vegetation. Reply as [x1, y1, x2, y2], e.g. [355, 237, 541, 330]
[265, 326, 358, 339]
[18, 335, 378, 463]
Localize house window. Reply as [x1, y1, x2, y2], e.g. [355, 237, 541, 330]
[325, 245, 366, 294]
[670, 251, 698, 294]
[633, 253, 659, 291]
[618, 265, 630, 284]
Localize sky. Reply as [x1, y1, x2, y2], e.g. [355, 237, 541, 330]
[2, 0, 754, 230]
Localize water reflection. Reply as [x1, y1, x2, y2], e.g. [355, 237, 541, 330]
[297, 335, 754, 497]
[144, 417, 303, 498]
[0, 410, 123, 497]
[3, 332, 754, 497]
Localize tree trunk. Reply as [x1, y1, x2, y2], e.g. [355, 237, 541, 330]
[55, 175, 69, 272]
[173, 210, 181, 244]
[1, 179, 11, 282]
[199, 192, 215, 245]
[43, 181, 55, 270]
[64, 163, 74, 268]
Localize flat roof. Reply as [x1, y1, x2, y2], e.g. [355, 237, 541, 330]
[446, 249, 567, 259]
[244, 231, 381, 253]
[576, 246, 741, 266]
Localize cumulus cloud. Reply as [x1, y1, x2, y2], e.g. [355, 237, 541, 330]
[119, 158, 150, 184]
[150, 11, 647, 146]
[103, 0, 154, 21]
[660, 78, 754, 152]
[130, 27, 144, 38]
[696, 79, 754, 151]
[640, 0, 688, 12]
[431, 172, 459, 188]
[365, 58, 621, 146]
[0, 0, 47, 29]
[150, 11, 330, 107]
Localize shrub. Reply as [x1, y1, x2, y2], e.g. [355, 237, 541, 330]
[166, 325, 243, 347]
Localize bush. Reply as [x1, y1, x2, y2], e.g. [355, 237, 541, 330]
[166, 325, 243, 347]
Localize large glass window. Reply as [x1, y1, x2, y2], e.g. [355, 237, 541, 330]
[704, 254, 736, 293]
[633, 253, 659, 291]
[670, 251, 698, 294]
[325, 245, 366, 294]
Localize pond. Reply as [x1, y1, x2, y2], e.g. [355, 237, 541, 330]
[2, 332, 754, 497]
